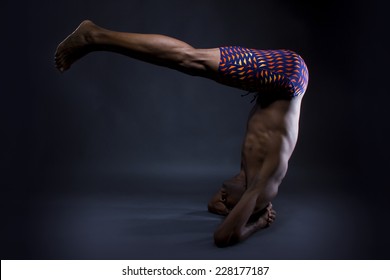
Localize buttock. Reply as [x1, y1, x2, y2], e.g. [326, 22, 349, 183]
[218, 46, 309, 98]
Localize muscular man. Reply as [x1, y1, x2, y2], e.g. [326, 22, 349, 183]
[55, 20, 309, 247]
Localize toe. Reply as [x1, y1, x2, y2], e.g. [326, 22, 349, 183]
[58, 56, 69, 68]
[55, 58, 63, 68]
[55, 60, 66, 72]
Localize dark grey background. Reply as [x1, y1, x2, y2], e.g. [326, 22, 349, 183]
[2, 0, 389, 259]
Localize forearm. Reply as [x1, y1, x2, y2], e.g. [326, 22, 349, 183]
[213, 190, 258, 246]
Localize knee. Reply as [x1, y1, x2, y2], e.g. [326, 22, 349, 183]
[177, 48, 208, 75]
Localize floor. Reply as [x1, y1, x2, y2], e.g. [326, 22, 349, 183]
[2, 166, 380, 259]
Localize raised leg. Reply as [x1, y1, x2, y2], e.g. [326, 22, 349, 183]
[55, 20, 302, 248]
[55, 20, 220, 78]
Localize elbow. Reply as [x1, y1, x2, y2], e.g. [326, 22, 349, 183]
[213, 227, 241, 248]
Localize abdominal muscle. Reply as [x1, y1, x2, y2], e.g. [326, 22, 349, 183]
[242, 96, 302, 203]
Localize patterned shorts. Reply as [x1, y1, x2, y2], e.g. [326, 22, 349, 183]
[218, 46, 309, 98]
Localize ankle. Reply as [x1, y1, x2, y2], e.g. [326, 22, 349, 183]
[88, 27, 115, 47]
[78, 21, 105, 45]
[84, 28, 99, 44]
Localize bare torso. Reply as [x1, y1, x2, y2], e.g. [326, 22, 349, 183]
[54, 20, 308, 246]
[246, 96, 302, 211]
[209, 95, 303, 215]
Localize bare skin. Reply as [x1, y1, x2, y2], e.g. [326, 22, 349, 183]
[55, 20, 219, 77]
[55, 20, 303, 247]
[210, 97, 302, 246]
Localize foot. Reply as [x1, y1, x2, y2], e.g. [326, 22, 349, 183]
[54, 20, 99, 72]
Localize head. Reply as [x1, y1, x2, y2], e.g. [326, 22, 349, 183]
[208, 181, 246, 215]
[220, 183, 246, 210]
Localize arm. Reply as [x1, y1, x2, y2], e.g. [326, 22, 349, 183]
[213, 188, 262, 247]
[213, 162, 281, 247]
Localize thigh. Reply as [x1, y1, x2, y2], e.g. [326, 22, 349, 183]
[185, 48, 220, 78]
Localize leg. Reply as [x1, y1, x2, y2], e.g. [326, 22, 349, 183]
[55, 20, 220, 78]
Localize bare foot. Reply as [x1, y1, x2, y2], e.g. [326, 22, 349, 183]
[54, 20, 99, 72]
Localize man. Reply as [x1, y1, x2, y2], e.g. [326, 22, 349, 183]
[55, 20, 309, 247]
